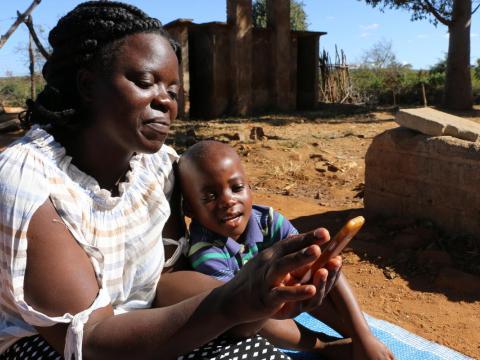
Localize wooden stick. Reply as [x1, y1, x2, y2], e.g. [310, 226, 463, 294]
[0, 0, 42, 50]
[23, 15, 50, 60]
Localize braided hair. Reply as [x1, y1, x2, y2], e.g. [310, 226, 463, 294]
[21, 1, 180, 133]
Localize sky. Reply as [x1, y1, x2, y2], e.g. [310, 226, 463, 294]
[0, 0, 479, 76]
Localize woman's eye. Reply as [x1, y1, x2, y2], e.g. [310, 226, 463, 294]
[136, 80, 153, 89]
[168, 90, 178, 101]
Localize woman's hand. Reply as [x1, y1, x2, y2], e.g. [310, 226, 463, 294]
[220, 227, 342, 323]
[353, 333, 396, 360]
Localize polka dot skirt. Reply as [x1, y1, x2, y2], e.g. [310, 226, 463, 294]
[0, 335, 62, 359]
[0, 334, 291, 360]
[178, 335, 291, 360]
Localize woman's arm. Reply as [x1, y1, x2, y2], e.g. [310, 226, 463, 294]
[25, 200, 340, 359]
[24, 200, 235, 360]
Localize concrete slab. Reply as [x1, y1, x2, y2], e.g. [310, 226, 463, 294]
[395, 107, 480, 142]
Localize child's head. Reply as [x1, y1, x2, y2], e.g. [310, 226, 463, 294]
[178, 140, 252, 240]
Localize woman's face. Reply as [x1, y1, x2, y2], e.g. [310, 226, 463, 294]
[87, 32, 179, 154]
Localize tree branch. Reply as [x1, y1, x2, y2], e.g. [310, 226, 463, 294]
[0, 0, 42, 50]
[472, 1, 480, 15]
[421, 0, 452, 26]
[22, 15, 50, 60]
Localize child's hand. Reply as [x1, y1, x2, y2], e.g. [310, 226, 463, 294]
[353, 333, 396, 360]
[272, 255, 342, 319]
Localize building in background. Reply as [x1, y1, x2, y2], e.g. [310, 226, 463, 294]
[165, 0, 326, 118]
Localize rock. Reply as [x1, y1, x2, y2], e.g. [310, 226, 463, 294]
[250, 126, 266, 140]
[392, 231, 430, 250]
[410, 227, 437, 244]
[344, 161, 358, 170]
[396, 107, 480, 142]
[327, 163, 341, 172]
[354, 240, 396, 259]
[314, 162, 327, 173]
[435, 267, 480, 295]
[231, 132, 246, 142]
[383, 217, 416, 231]
[383, 267, 397, 280]
[0, 119, 20, 133]
[417, 250, 452, 267]
[310, 153, 329, 161]
[282, 183, 295, 195]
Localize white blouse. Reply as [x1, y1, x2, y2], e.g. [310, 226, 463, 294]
[0, 126, 178, 359]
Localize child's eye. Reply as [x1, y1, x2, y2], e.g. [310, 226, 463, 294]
[202, 193, 216, 202]
[232, 184, 245, 193]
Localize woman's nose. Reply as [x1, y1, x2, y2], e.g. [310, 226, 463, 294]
[151, 85, 174, 113]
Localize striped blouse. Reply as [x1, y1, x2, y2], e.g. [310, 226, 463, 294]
[0, 126, 178, 359]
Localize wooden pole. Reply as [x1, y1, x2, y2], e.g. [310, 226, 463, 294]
[28, 32, 36, 99]
[421, 83, 428, 107]
[0, 0, 42, 50]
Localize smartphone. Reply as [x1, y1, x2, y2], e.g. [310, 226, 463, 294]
[297, 216, 365, 284]
[312, 216, 365, 272]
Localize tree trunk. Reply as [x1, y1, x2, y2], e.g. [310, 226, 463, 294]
[445, 0, 473, 110]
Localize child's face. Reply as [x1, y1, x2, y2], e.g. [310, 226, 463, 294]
[182, 151, 253, 240]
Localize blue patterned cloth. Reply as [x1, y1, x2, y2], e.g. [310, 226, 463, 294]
[284, 313, 473, 360]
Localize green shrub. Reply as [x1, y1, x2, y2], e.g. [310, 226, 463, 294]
[0, 76, 45, 107]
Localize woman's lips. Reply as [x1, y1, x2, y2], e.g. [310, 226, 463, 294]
[145, 121, 169, 134]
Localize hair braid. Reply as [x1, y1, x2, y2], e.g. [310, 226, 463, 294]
[21, 1, 180, 133]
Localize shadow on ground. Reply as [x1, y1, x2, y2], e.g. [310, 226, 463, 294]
[291, 209, 480, 303]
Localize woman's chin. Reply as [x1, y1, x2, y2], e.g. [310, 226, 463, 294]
[138, 134, 168, 153]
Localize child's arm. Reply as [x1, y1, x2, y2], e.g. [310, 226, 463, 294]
[311, 272, 395, 360]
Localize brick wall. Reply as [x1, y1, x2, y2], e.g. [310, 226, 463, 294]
[365, 127, 480, 243]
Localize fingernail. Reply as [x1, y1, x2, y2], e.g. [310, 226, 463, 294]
[313, 228, 327, 239]
[302, 246, 316, 257]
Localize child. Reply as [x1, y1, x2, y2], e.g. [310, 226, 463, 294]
[178, 140, 395, 359]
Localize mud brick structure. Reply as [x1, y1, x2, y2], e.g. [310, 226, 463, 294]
[165, 0, 325, 118]
[365, 108, 480, 244]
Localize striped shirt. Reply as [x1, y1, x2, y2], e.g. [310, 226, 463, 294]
[188, 205, 298, 282]
[0, 126, 177, 359]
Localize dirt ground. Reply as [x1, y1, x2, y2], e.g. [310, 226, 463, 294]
[166, 107, 480, 359]
[1, 107, 479, 358]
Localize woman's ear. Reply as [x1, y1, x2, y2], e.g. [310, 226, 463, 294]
[182, 198, 192, 218]
[77, 68, 96, 103]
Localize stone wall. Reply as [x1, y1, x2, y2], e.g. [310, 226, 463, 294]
[365, 126, 480, 243]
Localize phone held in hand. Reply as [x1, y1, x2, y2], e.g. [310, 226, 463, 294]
[299, 216, 365, 284]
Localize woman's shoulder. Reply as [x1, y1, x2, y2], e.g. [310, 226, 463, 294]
[0, 129, 55, 213]
[0, 128, 54, 181]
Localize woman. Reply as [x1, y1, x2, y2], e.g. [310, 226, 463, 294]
[0, 2, 341, 359]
